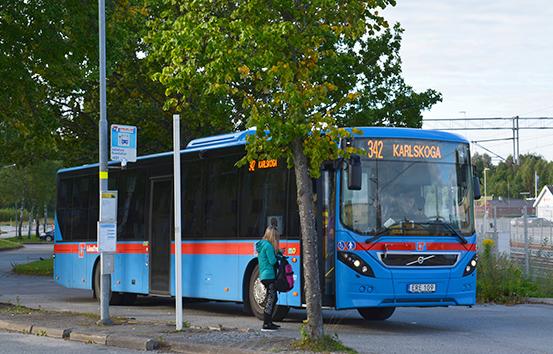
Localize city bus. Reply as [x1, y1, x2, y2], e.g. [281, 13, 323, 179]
[53, 127, 479, 321]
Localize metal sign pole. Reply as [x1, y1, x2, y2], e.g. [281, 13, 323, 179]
[98, 0, 112, 325]
[173, 114, 183, 330]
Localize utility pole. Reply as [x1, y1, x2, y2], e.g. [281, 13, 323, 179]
[173, 115, 183, 330]
[98, 0, 112, 325]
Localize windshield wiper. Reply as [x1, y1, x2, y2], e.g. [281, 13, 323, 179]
[365, 221, 404, 243]
[417, 220, 468, 244]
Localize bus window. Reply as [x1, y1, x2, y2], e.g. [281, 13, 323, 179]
[204, 156, 239, 238]
[240, 164, 287, 238]
[183, 159, 204, 238]
[118, 172, 146, 241]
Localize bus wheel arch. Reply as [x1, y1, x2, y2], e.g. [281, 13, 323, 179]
[92, 257, 136, 306]
[246, 262, 290, 321]
[242, 259, 258, 315]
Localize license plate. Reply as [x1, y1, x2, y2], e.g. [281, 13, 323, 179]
[408, 283, 436, 293]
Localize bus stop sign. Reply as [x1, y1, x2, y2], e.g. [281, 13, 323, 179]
[111, 124, 137, 163]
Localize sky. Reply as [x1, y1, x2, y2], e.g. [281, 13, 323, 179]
[385, 1, 553, 162]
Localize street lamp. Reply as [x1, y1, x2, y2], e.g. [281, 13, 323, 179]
[483, 167, 490, 234]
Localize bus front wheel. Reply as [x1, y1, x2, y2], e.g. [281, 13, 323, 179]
[248, 264, 290, 321]
[357, 307, 396, 321]
[93, 262, 137, 306]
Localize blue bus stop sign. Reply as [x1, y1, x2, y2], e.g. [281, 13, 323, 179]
[111, 124, 137, 163]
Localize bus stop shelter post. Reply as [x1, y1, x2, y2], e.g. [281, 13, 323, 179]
[173, 114, 183, 330]
[98, 0, 112, 326]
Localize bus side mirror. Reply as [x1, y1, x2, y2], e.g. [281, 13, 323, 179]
[348, 155, 362, 190]
[473, 176, 481, 200]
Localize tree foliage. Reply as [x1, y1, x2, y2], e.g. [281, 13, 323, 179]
[472, 153, 553, 199]
[146, 0, 442, 339]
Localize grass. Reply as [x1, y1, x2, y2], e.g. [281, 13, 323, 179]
[6, 235, 47, 244]
[0, 238, 23, 251]
[292, 325, 357, 353]
[12, 258, 53, 276]
[477, 239, 553, 303]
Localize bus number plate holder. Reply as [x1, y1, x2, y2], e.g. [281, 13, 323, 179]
[408, 283, 436, 293]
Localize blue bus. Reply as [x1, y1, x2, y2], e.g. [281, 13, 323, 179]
[54, 127, 479, 321]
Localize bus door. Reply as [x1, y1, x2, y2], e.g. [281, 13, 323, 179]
[148, 176, 173, 295]
[317, 169, 336, 307]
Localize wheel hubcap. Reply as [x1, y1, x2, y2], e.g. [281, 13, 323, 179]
[253, 278, 266, 306]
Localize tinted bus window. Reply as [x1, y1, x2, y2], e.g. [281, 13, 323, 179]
[204, 156, 239, 238]
[57, 177, 73, 241]
[118, 172, 146, 241]
[287, 171, 301, 239]
[73, 177, 90, 240]
[87, 176, 99, 242]
[183, 159, 204, 239]
[240, 164, 287, 238]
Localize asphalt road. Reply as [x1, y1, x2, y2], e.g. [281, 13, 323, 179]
[1, 245, 553, 353]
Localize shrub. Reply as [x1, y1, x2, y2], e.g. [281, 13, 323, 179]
[0, 208, 30, 222]
[477, 239, 537, 304]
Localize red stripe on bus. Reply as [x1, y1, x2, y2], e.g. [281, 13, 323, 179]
[359, 242, 475, 252]
[54, 244, 79, 253]
[55, 242, 300, 256]
[54, 243, 148, 254]
[171, 242, 301, 256]
[117, 243, 148, 254]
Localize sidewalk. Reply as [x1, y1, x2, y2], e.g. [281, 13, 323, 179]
[0, 302, 298, 353]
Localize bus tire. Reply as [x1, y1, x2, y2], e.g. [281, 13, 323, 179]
[248, 264, 290, 321]
[93, 261, 136, 306]
[357, 307, 396, 321]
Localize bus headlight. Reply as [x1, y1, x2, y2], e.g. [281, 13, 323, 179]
[338, 251, 374, 277]
[463, 255, 478, 276]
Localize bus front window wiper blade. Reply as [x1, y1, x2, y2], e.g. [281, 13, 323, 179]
[365, 220, 403, 243]
[418, 220, 468, 244]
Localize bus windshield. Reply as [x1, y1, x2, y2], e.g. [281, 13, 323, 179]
[341, 139, 474, 236]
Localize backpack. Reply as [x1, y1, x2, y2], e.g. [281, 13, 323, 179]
[275, 256, 294, 292]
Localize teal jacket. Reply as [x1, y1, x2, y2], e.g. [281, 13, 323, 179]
[256, 240, 278, 281]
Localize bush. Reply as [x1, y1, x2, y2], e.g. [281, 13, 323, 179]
[477, 239, 537, 303]
[0, 208, 30, 223]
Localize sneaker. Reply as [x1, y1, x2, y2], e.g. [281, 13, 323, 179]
[271, 323, 281, 328]
[261, 323, 279, 332]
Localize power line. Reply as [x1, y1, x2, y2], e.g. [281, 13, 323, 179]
[471, 142, 506, 161]
[424, 116, 553, 164]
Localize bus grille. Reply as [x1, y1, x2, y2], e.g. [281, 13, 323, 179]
[379, 253, 459, 267]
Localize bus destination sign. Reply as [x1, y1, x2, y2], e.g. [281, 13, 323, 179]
[359, 139, 458, 162]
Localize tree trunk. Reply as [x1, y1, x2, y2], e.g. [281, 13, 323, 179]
[43, 203, 48, 233]
[18, 202, 24, 238]
[27, 205, 34, 239]
[35, 209, 40, 238]
[292, 138, 324, 340]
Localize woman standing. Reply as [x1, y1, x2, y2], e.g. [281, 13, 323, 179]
[255, 226, 281, 331]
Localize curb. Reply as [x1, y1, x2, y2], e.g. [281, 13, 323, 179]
[69, 331, 108, 345]
[526, 297, 553, 305]
[0, 319, 32, 333]
[0, 318, 160, 351]
[0, 245, 23, 252]
[106, 334, 160, 351]
[32, 325, 71, 339]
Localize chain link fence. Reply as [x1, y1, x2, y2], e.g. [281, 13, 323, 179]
[477, 206, 553, 280]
